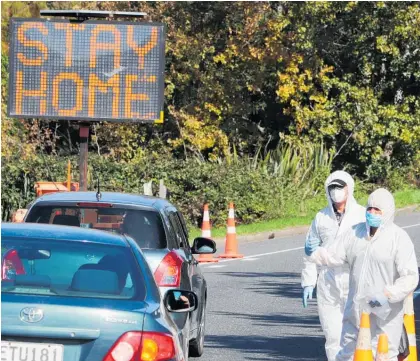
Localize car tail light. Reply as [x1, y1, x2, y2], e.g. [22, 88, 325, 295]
[140, 333, 175, 361]
[154, 251, 183, 287]
[1, 249, 25, 280]
[103, 331, 176, 361]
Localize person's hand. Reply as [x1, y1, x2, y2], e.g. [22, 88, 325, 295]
[368, 293, 388, 308]
[179, 295, 190, 306]
[305, 237, 320, 256]
[302, 286, 314, 308]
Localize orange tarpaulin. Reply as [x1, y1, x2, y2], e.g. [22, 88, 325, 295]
[34, 181, 79, 197]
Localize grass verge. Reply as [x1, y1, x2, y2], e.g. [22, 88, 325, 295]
[188, 188, 420, 240]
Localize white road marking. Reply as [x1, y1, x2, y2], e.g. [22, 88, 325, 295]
[201, 246, 304, 266]
[215, 221, 419, 246]
[402, 223, 420, 229]
[207, 265, 226, 269]
[201, 221, 420, 268]
[245, 247, 304, 259]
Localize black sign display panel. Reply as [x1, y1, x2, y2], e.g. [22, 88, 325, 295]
[8, 18, 165, 123]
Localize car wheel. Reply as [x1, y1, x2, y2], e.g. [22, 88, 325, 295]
[188, 299, 206, 357]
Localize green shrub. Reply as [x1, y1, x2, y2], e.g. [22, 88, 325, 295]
[2, 144, 417, 230]
[1, 153, 326, 227]
[384, 169, 412, 192]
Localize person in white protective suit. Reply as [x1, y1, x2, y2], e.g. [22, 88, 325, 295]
[301, 170, 366, 361]
[307, 188, 419, 361]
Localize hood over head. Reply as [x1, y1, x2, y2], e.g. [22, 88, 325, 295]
[367, 188, 395, 228]
[324, 170, 356, 214]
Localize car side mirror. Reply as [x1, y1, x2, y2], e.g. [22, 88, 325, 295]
[164, 289, 198, 313]
[191, 237, 216, 254]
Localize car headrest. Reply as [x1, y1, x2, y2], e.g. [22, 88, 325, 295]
[99, 255, 121, 266]
[99, 256, 129, 288]
[52, 215, 80, 227]
[71, 269, 119, 294]
[77, 260, 128, 290]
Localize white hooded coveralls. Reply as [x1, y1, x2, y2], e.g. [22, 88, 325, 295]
[310, 188, 419, 361]
[301, 171, 366, 361]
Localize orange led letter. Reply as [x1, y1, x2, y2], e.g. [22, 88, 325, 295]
[88, 74, 120, 117]
[127, 27, 158, 69]
[17, 23, 48, 66]
[52, 73, 84, 116]
[90, 25, 121, 69]
[15, 71, 47, 114]
[125, 75, 149, 118]
[54, 23, 85, 67]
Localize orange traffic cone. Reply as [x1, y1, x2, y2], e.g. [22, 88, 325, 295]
[376, 334, 389, 361]
[218, 203, 243, 259]
[404, 293, 417, 361]
[197, 204, 218, 263]
[354, 312, 374, 361]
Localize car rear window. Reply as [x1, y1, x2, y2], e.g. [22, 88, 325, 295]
[1, 237, 146, 300]
[25, 206, 167, 249]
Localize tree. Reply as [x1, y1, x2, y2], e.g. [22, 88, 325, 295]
[1, 1, 419, 178]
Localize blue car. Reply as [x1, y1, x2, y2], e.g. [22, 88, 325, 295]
[1, 222, 202, 361]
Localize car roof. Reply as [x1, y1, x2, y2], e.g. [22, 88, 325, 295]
[1, 222, 129, 247]
[31, 191, 173, 210]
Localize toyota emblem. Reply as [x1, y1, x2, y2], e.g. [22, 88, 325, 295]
[20, 307, 44, 323]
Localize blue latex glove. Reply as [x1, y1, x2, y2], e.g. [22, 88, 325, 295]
[305, 237, 320, 256]
[303, 286, 314, 308]
[368, 293, 388, 308]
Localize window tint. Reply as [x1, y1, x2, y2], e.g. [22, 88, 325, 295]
[1, 238, 145, 300]
[176, 212, 189, 241]
[168, 211, 188, 248]
[26, 206, 167, 249]
[161, 211, 177, 249]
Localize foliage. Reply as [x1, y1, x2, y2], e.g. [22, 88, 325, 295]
[1, 143, 335, 225]
[1, 1, 47, 53]
[1, 2, 419, 225]
[277, 2, 420, 176]
[1, 1, 419, 177]
[2, 147, 416, 233]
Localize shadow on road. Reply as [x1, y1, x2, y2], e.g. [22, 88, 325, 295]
[210, 310, 320, 329]
[203, 271, 326, 360]
[216, 271, 306, 299]
[205, 333, 325, 360]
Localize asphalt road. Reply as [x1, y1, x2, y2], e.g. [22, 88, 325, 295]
[198, 210, 420, 361]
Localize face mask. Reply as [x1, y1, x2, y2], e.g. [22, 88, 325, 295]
[366, 211, 383, 228]
[330, 188, 347, 203]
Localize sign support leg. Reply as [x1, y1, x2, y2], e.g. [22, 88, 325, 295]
[79, 124, 89, 191]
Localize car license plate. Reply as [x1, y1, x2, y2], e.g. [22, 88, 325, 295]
[1, 341, 63, 361]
